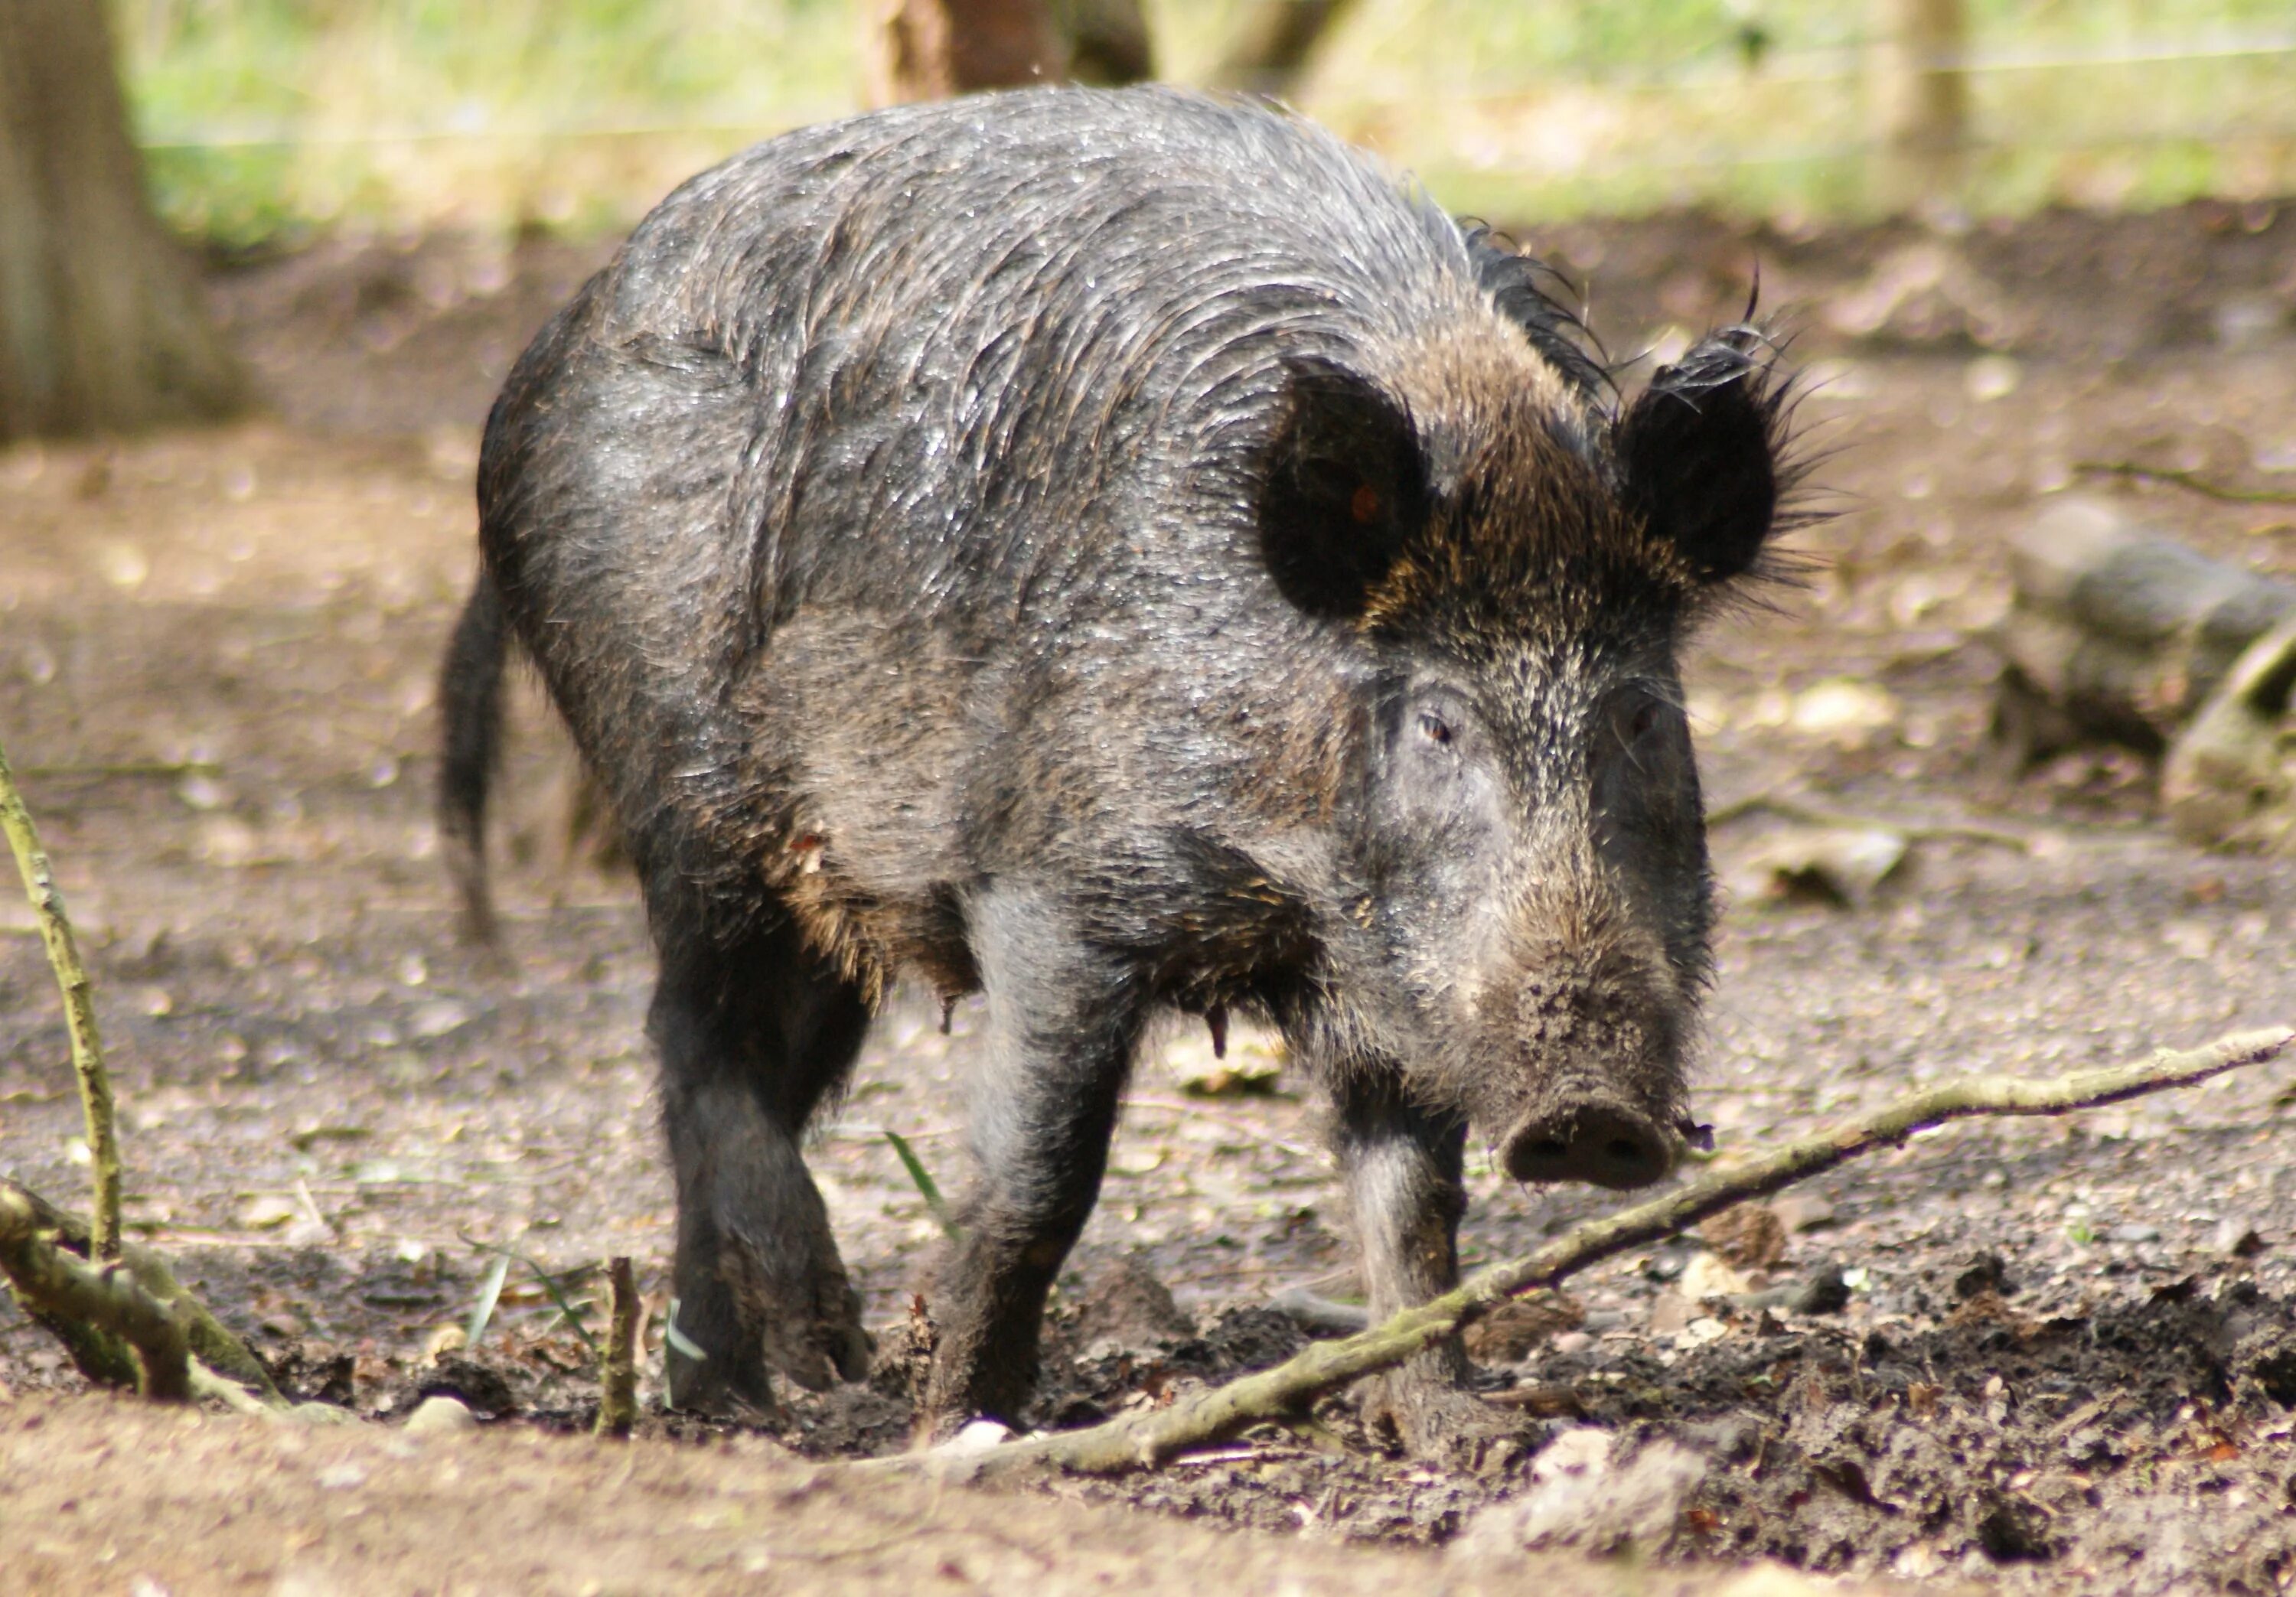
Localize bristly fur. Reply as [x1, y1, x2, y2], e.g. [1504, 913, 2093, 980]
[447, 84, 1811, 1442]
[1624, 318, 1823, 602]
[1676, 321, 1831, 606]
[1460, 224, 1613, 402]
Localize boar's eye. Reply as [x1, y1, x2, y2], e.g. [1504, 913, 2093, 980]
[1417, 710, 1453, 746]
[1613, 691, 1684, 754]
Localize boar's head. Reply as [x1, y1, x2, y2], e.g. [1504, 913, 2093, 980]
[1256, 310, 1795, 1190]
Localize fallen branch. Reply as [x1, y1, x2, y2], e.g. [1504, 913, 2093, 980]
[1706, 793, 2032, 853]
[0, 735, 121, 1257]
[595, 1256, 639, 1438]
[0, 1179, 282, 1404]
[2074, 461, 2296, 506]
[0, 1185, 190, 1400]
[902, 1025, 2289, 1481]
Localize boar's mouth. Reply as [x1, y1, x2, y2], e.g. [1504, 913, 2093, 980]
[1499, 1090, 1682, 1190]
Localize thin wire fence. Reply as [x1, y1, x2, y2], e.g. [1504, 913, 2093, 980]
[117, 1, 2296, 242]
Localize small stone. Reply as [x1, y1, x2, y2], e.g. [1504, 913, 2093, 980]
[421, 1325, 468, 1364]
[407, 1000, 471, 1041]
[404, 1396, 478, 1436]
[315, 1462, 368, 1489]
[950, 1418, 1013, 1452]
[2216, 1219, 2267, 1257]
[2108, 1223, 2162, 1245]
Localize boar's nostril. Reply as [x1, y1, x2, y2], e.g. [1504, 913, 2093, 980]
[1503, 1103, 1677, 1191]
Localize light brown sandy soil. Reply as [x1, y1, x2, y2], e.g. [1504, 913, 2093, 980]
[2, 198, 2294, 1592]
[6, 1390, 1848, 1595]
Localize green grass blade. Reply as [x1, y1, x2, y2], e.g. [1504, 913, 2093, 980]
[458, 1234, 602, 1356]
[465, 1253, 511, 1348]
[884, 1129, 960, 1240]
[514, 1255, 602, 1357]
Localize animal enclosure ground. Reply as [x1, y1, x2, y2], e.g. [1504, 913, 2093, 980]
[4, 199, 2296, 1594]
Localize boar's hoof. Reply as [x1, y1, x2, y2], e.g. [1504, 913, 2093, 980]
[662, 1281, 872, 1417]
[761, 1289, 876, 1395]
[664, 1335, 778, 1420]
[1502, 1102, 1677, 1190]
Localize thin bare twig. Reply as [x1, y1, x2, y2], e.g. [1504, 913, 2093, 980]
[0, 735, 120, 1257]
[2074, 460, 2296, 506]
[890, 1025, 2290, 1481]
[595, 1256, 640, 1438]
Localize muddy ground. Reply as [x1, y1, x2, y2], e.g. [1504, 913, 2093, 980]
[4, 197, 2296, 1594]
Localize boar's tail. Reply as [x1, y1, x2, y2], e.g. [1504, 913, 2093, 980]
[438, 566, 508, 946]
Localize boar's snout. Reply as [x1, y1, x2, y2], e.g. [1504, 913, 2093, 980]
[1501, 1096, 1678, 1189]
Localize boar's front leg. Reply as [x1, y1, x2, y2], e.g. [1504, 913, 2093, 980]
[652, 901, 876, 1416]
[923, 885, 1147, 1432]
[1334, 1080, 1536, 1468]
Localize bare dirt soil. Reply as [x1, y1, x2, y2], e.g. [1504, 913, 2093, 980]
[4, 197, 2296, 1595]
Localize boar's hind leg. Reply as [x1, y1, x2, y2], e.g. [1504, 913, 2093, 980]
[652, 904, 874, 1416]
[1335, 1084, 1533, 1467]
[923, 886, 1148, 1432]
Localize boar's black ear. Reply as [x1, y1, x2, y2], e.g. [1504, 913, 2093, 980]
[1615, 333, 1780, 584]
[1257, 357, 1429, 619]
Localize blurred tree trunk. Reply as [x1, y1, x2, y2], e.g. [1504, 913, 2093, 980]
[0, 0, 246, 442]
[865, 0, 1065, 103]
[863, 0, 1151, 106]
[1212, 0, 1357, 97]
[1052, 0, 1153, 87]
[1867, 0, 1970, 213]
